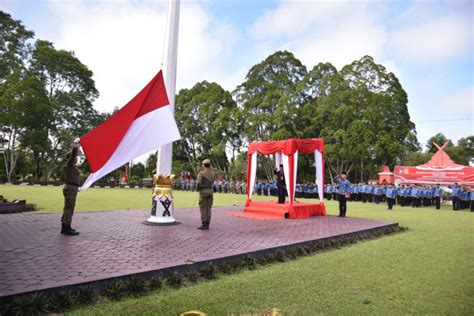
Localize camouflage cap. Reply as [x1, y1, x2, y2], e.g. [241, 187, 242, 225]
[202, 159, 211, 164]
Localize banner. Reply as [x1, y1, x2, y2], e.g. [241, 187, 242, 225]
[394, 166, 474, 184]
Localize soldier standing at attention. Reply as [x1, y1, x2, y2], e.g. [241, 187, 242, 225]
[385, 184, 398, 210]
[433, 184, 442, 210]
[196, 159, 216, 230]
[451, 183, 461, 210]
[274, 164, 286, 204]
[61, 139, 81, 236]
[334, 172, 351, 217]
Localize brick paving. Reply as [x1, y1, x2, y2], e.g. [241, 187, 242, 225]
[0, 206, 396, 298]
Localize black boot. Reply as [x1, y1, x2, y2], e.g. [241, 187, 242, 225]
[62, 224, 79, 236]
[198, 221, 209, 230]
[61, 224, 67, 234]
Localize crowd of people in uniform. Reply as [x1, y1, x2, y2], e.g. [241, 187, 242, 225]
[325, 182, 473, 211]
[173, 177, 249, 194]
[174, 171, 474, 212]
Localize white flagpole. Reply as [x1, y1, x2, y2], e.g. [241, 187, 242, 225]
[147, 0, 180, 225]
[157, 0, 180, 174]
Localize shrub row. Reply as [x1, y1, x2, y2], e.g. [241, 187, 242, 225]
[0, 225, 406, 315]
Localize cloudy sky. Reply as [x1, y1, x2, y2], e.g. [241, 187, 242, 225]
[2, 0, 473, 149]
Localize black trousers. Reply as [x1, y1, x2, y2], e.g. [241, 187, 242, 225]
[387, 198, 395, 210]
[277, 186, 286, 204]
[361, 193, 367, 203]
[374, 195, 381, 204]
[435, 197, 441, 209]
[398, 196, 402, 206]
[338, 194, 347, 217]
[452, 197, 460, 210]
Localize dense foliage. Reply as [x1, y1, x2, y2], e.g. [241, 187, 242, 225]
[1, 11, 472, 184]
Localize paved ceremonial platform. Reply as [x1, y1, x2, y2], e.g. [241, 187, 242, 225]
[0, 206, 397, 299]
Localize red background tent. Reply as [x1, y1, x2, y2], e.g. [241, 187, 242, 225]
[233, 138, 326, 220]
[394, 142, 474, 185]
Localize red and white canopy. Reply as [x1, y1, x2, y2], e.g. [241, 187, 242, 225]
[246, 138, 325, 204]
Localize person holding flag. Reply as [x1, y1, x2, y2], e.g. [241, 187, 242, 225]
[61, 139, 81, 236]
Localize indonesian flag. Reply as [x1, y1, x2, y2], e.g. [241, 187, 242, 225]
[79, 70, 180, 190]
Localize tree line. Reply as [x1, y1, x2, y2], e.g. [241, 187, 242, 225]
[1, 11, 472, 185]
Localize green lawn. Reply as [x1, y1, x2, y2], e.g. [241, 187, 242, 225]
[0, 185, 266, 212]
[1, 185, 473, 315]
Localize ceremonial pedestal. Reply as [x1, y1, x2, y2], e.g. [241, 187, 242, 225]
[146, 174, 181, 225]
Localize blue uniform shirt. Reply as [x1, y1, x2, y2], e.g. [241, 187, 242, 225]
[334, 177, 351, 194]
[461, 190, 469, 201]
[451, 186, 461, 197]
[386, 188, 398, 198]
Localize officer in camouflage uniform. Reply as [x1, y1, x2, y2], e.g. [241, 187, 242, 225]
[197, 159, 216, 230]
[61, 140, 81, 236]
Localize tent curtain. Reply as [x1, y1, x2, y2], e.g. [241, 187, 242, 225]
[314, 150, 324, 202]
[248, 138, 324, 156]
[281, 153, 291, 201]
[246, 138, 325, 206]
[281, 151, 298, 204]
[247, 152, 258, 200]
[275, 152, 283, 169]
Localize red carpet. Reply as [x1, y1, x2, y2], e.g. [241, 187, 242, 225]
[229, 200, 326, 220]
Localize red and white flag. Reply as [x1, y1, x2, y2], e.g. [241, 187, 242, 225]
[80, 70, 180, 190]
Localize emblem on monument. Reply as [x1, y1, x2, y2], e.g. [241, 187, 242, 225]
[147, 174, 180, 225]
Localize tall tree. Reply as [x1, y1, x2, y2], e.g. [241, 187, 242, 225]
[315, 55, 413, 179]
[25, 40, 99, 179]
[234, 50, 307, 180]
[174, 81, 238, 177]
[0, 11, 34, 81]
[445, 136, 473, 165]
[0, 11, 34, 182]
[426, 132, 454, 153]
[0, 70, 41, 182]
[234, 50, 307, 141]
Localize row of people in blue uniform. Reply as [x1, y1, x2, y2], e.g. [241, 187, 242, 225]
[173, 179, 249, 194]
[450, 183, 473, 211]
[174, 177, 473, 212]
[324, 183, 473, 211]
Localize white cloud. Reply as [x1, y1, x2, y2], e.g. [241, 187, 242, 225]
[45, 0, 240, 113]
[389, 14, 472, 63]
[290, 19, 387, 70]
[439, 86, 474, 114]
[248, 1, 389, 70]
[249, 1, 350, 39]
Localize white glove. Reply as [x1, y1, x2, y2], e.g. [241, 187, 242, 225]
[73, 138, 81, 148]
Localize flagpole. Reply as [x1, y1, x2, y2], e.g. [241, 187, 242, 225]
[147, 0, 181, 225]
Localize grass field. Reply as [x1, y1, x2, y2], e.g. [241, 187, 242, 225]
[1, 185, 473, 315]
[0, 185, 259, 212]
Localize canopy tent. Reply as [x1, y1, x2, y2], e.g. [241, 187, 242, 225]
[378, 165, 394, 184]
[394, 141, 474, 185]
[241, 138, 326, 219]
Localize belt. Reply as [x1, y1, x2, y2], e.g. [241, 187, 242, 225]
[65, 183, 79, 187]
